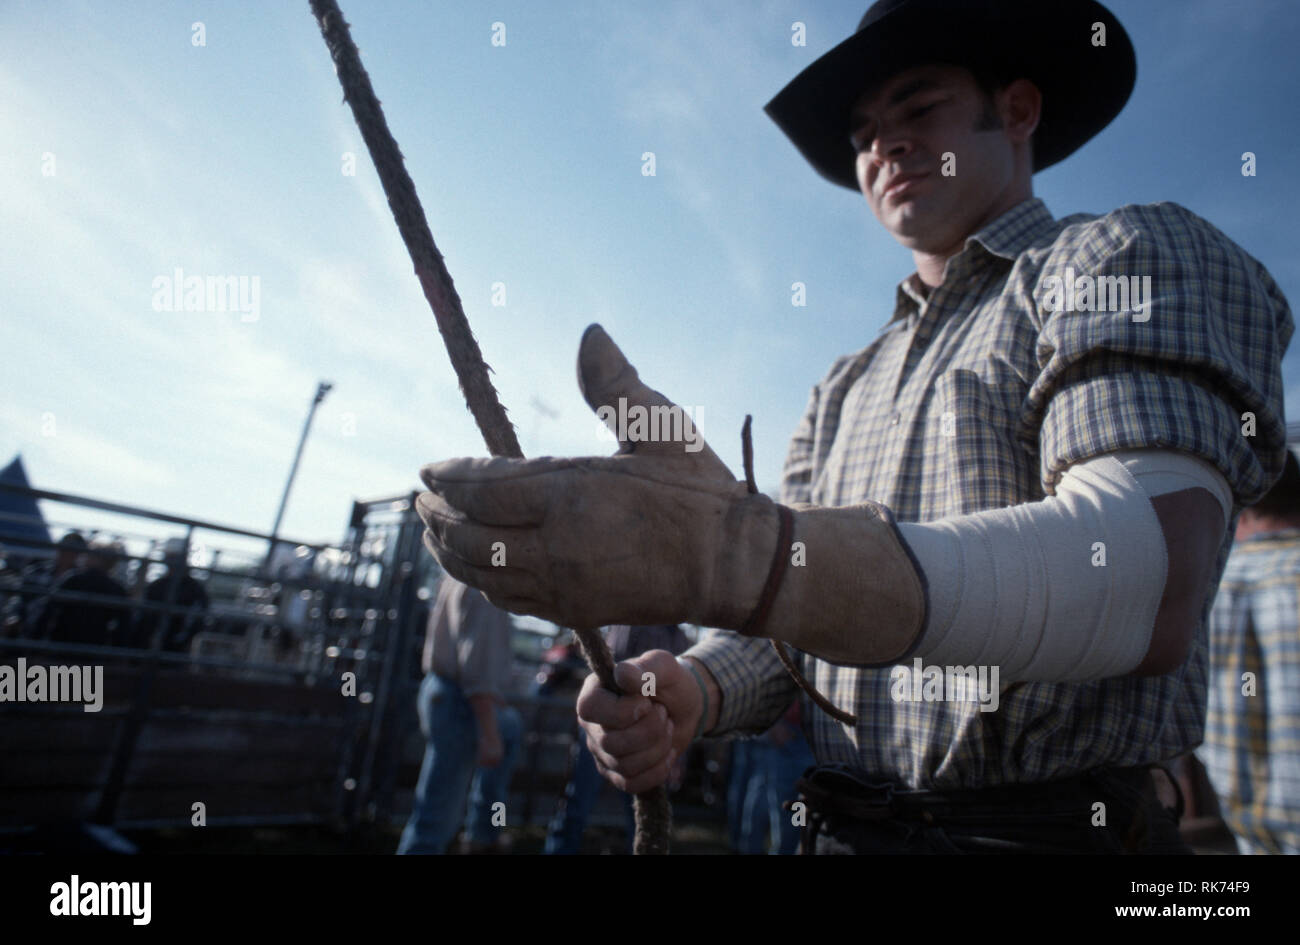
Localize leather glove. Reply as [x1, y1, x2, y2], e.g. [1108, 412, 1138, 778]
[417, 324, 927, 666]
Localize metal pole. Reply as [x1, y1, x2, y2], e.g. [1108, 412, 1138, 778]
[265, 382, 332, 573]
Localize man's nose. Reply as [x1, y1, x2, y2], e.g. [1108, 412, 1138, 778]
[870, 131, 914, 168]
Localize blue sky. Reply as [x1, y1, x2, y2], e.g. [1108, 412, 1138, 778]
[2, 0, 1298, 552]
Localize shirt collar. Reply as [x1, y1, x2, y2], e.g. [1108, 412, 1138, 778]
[886, 198, 1056, 328]
[965, 197, 1057, 261]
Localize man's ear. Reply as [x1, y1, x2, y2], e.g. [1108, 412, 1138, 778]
[1000, 78, 1042, 147]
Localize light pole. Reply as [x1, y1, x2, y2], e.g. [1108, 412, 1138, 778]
[264, 381, 332, 575]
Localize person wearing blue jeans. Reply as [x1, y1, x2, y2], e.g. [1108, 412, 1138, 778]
[736, 738, 774, 854]
[398, 673, 523, 854]
[737, 702, 815, 854]
[398, 577, 520, 855]
[763, 721, 815, 855]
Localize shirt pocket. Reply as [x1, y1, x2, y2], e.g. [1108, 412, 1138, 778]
[926, 367, 1040, 516]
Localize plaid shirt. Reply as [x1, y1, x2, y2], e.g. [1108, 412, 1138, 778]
[686, 197, 1293, 789]
[1197, 527, 1300, 853]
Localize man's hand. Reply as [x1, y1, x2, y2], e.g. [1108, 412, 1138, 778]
[476, 727, 504, 768]
[417, 323, 927, 666]
[418, 324, 774, 632]
[576, 651, 701, 794]
[468, 693, 504, 768]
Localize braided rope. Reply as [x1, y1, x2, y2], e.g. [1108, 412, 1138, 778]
[309, 0, 670, 854]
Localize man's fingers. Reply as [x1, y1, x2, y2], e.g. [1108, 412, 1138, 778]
[416, 492, 546, 574]
[576, 670, 652, 731]
[420, 456, 574, 526]
[593, 746, 675, 795]
[420, 532, 548, 617]
[586, 705, 673, 776]
[612, 659, 648, 696]
[633, 649, 687, 690]
[576, 324, 732, 476]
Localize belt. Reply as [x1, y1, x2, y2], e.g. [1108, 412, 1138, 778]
[792, 763, 1185, 854]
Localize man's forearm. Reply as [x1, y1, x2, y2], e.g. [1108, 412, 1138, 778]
[897, 449, 1231, 681]
[680, 632, 797, 737]
[681, 656, 721, 735]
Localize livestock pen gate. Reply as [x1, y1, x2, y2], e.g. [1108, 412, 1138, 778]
[0, 482, 431, 839]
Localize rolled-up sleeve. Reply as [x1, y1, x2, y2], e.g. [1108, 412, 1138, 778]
[1027, 202, 1293, 508]
[683, 631, 796, 736]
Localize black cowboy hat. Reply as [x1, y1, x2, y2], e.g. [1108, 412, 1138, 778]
[764, 0, 1136, 191]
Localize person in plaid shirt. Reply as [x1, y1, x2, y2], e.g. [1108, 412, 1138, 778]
[417, 0, 1293, 852]
[1198, 450, 1300, 854]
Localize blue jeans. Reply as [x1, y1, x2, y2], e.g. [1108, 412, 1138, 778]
[738, 740, 775, 854]
[543, 733, 635, 854]
[765, 733, 816, 855]
[729, 739, 774, 852]
[397, 673, 522, 855]
[735, 734, 815, 854]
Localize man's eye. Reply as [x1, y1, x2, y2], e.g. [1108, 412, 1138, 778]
[909, 103, 936, 120]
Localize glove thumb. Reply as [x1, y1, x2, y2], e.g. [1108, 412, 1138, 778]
[577, 324, 729, 475]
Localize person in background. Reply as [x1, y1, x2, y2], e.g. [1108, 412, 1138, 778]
[1198, 450, 1300, 854]
[727, 737, 763, 853]
[398, 576, 522, 855]
[5, 531, 86, 636]
[34, 539, 129, 647]
[763, 700, 816, 854]
[544, 624, 689, 855]
[135, 538, 209, 652]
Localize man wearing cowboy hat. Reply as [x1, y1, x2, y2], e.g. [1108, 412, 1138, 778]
[417, 0, 1293, 853]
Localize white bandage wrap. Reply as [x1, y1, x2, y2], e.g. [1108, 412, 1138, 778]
[896, 449, 1232, 682]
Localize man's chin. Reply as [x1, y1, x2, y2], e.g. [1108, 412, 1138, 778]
[881, 204, 939, 246]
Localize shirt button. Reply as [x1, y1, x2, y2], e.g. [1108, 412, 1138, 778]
[891, 412, 900, 425]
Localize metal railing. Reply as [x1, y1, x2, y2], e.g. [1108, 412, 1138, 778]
[0, 481, 427, 831]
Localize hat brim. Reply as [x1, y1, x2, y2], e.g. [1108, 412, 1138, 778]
[764, 0, 1136, 190]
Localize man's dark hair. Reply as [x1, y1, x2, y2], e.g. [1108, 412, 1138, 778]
[1250, 450, 1300, 518]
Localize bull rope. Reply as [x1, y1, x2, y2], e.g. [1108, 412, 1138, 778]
[308, 0, 671, 854]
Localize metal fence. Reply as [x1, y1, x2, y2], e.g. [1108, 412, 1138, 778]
[0, 481, 427, 832]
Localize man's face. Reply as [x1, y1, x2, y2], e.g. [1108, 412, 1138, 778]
[849, 63, 1018, 253]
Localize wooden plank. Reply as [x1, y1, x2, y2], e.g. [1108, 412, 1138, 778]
[147, 670, 353, 715]
[0, 713, 350, 755]
[7, 664, 358, 716]
[114, 783, 335, 822]
[0, 782, 339, 827]
[132, 718, 348, 755]
[0, 715, 123, 752]
[0, 788, 98, 825]
[0, 752, 114, 788]
[123, 751, 340, 786]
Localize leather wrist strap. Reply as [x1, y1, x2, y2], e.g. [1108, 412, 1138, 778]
[740, 503, 794, 638]
[736, 414, 855, 727]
